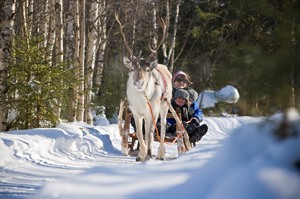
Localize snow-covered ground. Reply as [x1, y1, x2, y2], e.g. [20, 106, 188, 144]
[1, 109, 299, 199]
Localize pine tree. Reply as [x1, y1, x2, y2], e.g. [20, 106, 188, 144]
[6, 36, 77, 130]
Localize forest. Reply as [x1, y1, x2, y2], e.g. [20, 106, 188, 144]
[0, 0, 299, 131]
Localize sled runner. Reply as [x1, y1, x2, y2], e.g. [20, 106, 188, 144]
[118, 98, 192, 156]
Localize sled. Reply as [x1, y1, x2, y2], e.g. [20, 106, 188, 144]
[118, 98, 192, 156]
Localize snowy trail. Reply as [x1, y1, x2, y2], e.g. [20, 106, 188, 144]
[1, 117, 261, 199]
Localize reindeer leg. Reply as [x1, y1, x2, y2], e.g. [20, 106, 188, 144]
[144, 119, 153, 160]
[135, 117, 147, 162]
[157, 108, 167, 160]
[147, 128, 154, 159]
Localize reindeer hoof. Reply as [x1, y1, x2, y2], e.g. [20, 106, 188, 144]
[136, 156, 142, 162]
[156, 157, 165, 161]
[136, 155, 151, 162]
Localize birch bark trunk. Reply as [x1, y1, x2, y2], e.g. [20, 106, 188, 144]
[85, 0, 99, 124]
[162, 0, 181, 73]
[46, 0, 56, 64]
[42, 0, 50, 48]
[151, 0, 158, 49]
[0, 0, 16, 131]
[76, 0, 85, 122]
[71, 0, 81, 122]
[168, 0, 181, 73]
[94, 0, 107, 94]
[54, 0, 64, 118]
[65, 1, 76, 122]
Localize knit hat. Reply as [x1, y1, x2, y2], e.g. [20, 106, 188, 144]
[186, 87, 198, 102]
[174, 89, 189, 101]
[173, 71, 192, 85]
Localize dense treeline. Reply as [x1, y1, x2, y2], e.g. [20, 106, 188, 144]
[0, 0, 299, 131]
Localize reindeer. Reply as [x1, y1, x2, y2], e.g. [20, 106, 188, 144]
[115, 14, 172, 161]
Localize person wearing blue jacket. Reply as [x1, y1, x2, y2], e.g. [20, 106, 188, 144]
[166, 88, 208, 146]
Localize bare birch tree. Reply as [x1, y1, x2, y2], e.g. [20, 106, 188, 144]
[71, 0, 81, 122]
[53, 0, 64, 118]
[162, 0, 181, 73]
[85, 0, 99, 124]
[0, 0, 16, 131]
[46, 0, 56, 64]
[150, 0, 158, 49]
[77, 0, 86, 122]
[42, 0, 50, 48]
[93, 0, 107, 93]
[64, 1, 76, 121]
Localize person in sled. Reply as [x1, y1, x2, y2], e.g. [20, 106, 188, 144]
[166, 89, 208, 146]
[172, 71, 192, 97]
[185, 87, 208, 145]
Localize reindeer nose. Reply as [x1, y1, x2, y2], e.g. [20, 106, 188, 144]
[134, 79, 144, 89]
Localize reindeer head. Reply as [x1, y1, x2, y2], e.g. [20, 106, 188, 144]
[115, 13, 166, 91]
[123, 56, 158, 90]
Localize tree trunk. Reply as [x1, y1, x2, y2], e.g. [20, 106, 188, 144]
[162, 0, 170, 65]
[167, 0, 181, 73]
[65, 1, 76, 122]
[46, 0, 56, 64]
[85, 0, 99, 124]
[151, 0, 158, 49]
[54, 0, 64, 119]
[0, 0, 16, 131]
[77, 0, 85, 122]
[94, 0, 107, 94]
[22, 0, 29, 40]
[42, 0, 50, 48]
[71, 0, 81, 122]
[290, 13, 296, 108]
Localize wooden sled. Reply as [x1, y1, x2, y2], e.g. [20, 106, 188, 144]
[118, 98, 192, 156]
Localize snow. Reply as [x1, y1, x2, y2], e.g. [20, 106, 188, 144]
[1, 108, 299, 199]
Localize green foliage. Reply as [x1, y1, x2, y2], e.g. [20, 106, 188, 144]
[5, 36, 77, 130]
[175, 0, 300, 115]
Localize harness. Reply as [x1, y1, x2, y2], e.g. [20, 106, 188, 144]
[144, 67, 177, 143]
[153, 67, 168, 100]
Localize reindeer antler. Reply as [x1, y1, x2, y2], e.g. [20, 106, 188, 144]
[114, 12, 135, 59]
[149, 18, 167, 54]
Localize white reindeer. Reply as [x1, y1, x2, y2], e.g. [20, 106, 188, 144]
[116, 14, 172, 161]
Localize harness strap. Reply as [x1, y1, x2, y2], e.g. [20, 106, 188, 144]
[154, 67, 167, 98]
[145, 95, 161, 142]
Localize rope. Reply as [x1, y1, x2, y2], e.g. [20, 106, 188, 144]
[164, 98, 192, 150]
[145, 95, 161, 142]
[145, 94, 183, 146]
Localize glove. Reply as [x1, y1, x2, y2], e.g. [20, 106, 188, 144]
[190, 117, 200, 125]
[186, 123, 197, 134]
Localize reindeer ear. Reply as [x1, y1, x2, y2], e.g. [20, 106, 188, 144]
[149, 59, 158, 69]
[123, 57, 132, 68]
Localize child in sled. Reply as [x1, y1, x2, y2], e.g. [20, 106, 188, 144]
[167, 88, 208, 146]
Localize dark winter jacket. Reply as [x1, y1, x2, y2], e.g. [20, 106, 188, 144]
[167, 100, 203, 126]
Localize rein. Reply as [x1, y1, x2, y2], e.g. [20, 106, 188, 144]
[145, 94, 181, 146]
[144, 68, 180, 146]
[144, 68, 165, 143]
[145, 94, 161, 142]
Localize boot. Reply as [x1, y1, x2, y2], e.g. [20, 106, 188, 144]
[189, 124, 208, 145]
